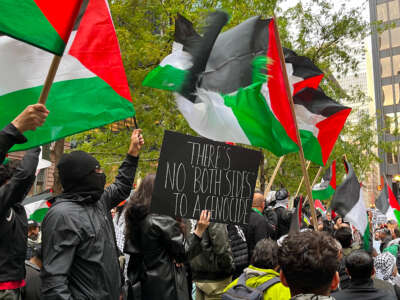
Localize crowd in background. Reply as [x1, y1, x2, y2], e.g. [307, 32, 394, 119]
[2, 105, 400, 300]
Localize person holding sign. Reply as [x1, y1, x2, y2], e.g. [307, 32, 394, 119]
[124, 174, 211, 300]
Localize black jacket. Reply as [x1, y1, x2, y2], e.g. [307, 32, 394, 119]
[22, 261, 41, 300]
[227, 224, 248, 278]
[41, 154, 138, 300]
[125, 214, 202, 300]
[190, 222, 234, 281]
[246, 210, 272, 259]
[332, 278, 396, 300]
[275, 206, 291, 239]
[0, 124, 39, 283]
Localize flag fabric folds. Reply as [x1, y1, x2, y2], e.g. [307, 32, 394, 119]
[143, 14, 351, 166]
[23, 191, 53, 223]
[0, 0, 83, 55]
[331, 160, 370, 250]
[376, 178, 400, 224]
[312, 160, 336, 200]
[0, 0, 135, 152]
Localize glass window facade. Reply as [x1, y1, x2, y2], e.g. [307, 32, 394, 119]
[377, 3, 388, 21]
[389, 0, 400, 20]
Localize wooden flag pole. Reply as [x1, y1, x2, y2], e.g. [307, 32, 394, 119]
[264, 156, 285, 198]
[303, 166, 324, 204]
[294, 161, 311, 198]
[272, 16, 318, 231]
[38, 55, 62, 105]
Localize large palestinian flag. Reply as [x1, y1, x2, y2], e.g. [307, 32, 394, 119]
[0, 0, 82, 55]
[0, 0, 135, 151]
[376, 178, 400, 224]
[143, 14, 351, 166]
[331, 160, 370, 250]
[312, 160, 336, 200]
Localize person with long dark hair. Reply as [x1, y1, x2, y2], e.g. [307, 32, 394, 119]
[124, 174, 210, 300]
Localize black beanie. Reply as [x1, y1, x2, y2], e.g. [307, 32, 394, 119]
[57, 151, 100, 185]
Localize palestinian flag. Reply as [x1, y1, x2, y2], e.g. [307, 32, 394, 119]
[314, 199, 327, 215]
[143, 14, 350, 166]
[312, 160, 336, 200]
[331, 160, 370, 250]
[376, 178, 400, 224]
[0, 0, 135, 152]
[23, 191, 52, 223]
[0, 0, 82, 55]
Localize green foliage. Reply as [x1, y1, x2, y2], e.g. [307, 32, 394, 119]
[69, 0, 383, 194]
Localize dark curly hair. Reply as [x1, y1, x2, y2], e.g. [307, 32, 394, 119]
[125, 174, 155, 239]
[334, 227, 353, 248]
[251, 239, 278, 270]
[345, 250, 373, 280]
[278, 231, 340, 295]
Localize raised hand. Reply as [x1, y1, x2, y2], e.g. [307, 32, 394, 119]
[12, 104, 49, 133]
[194, 210, 211, 238]
[128, 129, 144, 157]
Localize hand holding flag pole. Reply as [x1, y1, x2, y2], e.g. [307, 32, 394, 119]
[272, 14, 318, 230]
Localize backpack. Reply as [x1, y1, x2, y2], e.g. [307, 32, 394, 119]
[222, 274, 280, 300]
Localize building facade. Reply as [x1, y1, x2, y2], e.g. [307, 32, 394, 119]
[369, 0, 400, 198]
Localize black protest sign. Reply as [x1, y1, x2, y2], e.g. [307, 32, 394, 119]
[151, 130, 262, 225]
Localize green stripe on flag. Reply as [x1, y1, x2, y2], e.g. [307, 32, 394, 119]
[142, 65, 188, 91]
[363, 221, 370, 252]
[300, 130, 323, 166]
[312, 185, 335, 200]
[29, 207, 49, 223]
[394, 210, 400, 230]
[223, 82, 299, 157]
[0, 0, 66, 55]
[0, 77, 135, 151]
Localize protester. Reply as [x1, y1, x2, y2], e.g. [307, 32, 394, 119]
[246, 190, 273, 259]
[124, 174, 210, 300]
[380, 228, 393, 253]
[279, 231, 340, 300]
[266, 188, 292, 239]
[190, 220, 234, 300]
[0, 104, 48, 300]
[374, 252, 400, 286]
[227, 224, 249, 279]
[335, 226, 357, 289]
[22, 245, 42, 300]
[26, 220, 41, 260]
[332, 250, 396, 299]
[223, 238, 290, 299]
[40, 129, 144, 300]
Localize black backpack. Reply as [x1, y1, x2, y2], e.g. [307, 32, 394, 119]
[222, 274, 280, 300]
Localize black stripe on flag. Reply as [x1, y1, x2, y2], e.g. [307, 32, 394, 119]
[293, 87, 350, 118]
[283, 48, 323, 79]
[180, 11, 229, 102]
[331, 160, 360, 217]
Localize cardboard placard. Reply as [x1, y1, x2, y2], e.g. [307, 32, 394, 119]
[151, 130, 261, 225]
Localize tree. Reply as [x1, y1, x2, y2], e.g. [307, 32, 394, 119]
[70, 0, 383, 196]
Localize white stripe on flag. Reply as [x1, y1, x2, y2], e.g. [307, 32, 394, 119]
[175, 89, 251, 145]
[344, 190, 368, 234]
[0, 31, 95, 96]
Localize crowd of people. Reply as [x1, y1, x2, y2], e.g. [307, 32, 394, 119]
[2, 104, 400, 300]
